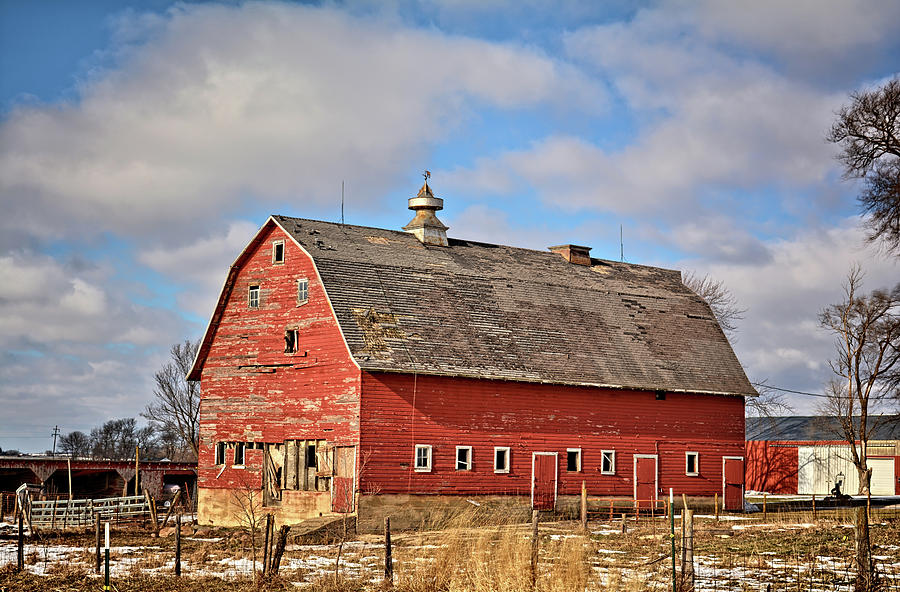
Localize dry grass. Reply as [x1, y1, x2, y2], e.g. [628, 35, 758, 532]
[3, 508, 900, 591]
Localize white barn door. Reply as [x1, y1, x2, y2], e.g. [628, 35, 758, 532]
[869, 458, 895, 495]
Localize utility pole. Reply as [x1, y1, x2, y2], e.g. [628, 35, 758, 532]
[51, 425, 60, 456]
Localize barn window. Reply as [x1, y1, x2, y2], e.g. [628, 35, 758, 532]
[494, 447, 510, 474]
[456, 446, 473, 471]
[306, 443, 318, 469]
[248, 285, 260, 308]
[414, 445, 432, 472]
[273, 240, 285, 264]
[284, 328, 299, 353]
[685, 452, 699, 476]
[234, 442, 246, 466]
[566, 448, 582, 472]
[215, 442, 226, 465]
[297, 278, 309, 304]
[601, 450, 616, 475]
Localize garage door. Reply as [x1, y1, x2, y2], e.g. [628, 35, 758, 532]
[870, 458, 895, 495]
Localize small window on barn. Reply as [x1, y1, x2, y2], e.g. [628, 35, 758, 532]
[248, 285, 260, 308]
[306, 443, 318, 469]
[601, 450, 616, 475]
[273, 240, 285, 264]
[297, 278, 309, 304]
[566, 448, 582, 472]
[456, 446, 473, 471]
[414, 445, 432, 472]
[234, 442, 246, 466]
[284, 328, 299, 354]
[685, 452, 699, 476]
[215, 442, 226, 465]
[494, 447, 510, 474]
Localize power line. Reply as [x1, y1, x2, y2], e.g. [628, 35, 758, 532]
[751, 382, 832, 398]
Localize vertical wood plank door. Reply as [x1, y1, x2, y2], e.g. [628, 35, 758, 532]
[332, 446, 356, 513]
[723, 457, 744, 511]
[634, 455, 657, 504]
[531, 453, 558, 510]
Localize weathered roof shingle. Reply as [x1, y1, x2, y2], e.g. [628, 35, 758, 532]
[273, 216, 756, 397]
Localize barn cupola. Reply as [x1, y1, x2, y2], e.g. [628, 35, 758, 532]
[403, 172, 449, 247]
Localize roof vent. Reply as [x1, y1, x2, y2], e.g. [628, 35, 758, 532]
[549, 244, 592, 266]
[403, 176, 449, 247]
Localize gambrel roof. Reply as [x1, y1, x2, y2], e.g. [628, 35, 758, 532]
[189, 215, 756, 397]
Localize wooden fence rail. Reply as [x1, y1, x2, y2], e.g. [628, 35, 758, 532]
[27, 495, 151, 530]
[585, 498, 668, 519]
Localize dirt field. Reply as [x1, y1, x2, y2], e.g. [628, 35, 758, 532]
[2, 507, 900, 591]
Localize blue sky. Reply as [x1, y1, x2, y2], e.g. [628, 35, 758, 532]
[1, 0, 898, 452]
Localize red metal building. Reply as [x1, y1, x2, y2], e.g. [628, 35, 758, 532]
[746, 416, 900, 496]
[188, 182, 756, 527]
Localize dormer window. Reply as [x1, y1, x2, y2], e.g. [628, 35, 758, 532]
[297, 278, 309, 304]
[272, 240, 285, 264]
[248, 285, 260, 308]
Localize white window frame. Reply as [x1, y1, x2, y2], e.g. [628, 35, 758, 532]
[566, 448, 582, 472]
[297, 278, 309, 305]
[494, 446, 511, 474]
[414, 444, 432, 472]
[456, 446, 473, 471]
[272, 240, 285, 264]
[248, 285, 260, 308]
[685, 451, 699, 476]
[215, 442, 226, 465]
[234, 442, 246, 466]
[601, 450, 616, 475]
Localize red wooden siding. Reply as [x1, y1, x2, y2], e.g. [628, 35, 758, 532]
[198, 223, 361, 491]
[358, 372, 744, 497]
[745, 440, 799, 494]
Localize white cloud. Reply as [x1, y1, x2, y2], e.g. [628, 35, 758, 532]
[0, 2, 604, 244]
[682, 221, 899, 412]
[139, 219, 258, 317]
[678, 0, 900, 80]
[442, 7, 869, 231]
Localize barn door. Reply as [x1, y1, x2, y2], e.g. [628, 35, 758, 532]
[531, 452, 558, 510]
[331, 446, 356, 513]
[633, 455, 658, 504]
[723, 456, 744, 511]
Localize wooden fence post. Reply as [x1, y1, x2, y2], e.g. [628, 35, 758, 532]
[530, 510, 540, 590]
[16, 509, 24, 572]
[812, 494, 816, 520]
[175, 512, 182, 576]
[262, 513, 273, 575]
[763, 494, 767, 521]
[714, 492, 719, 521]
[95, 513, 102, 575]
[580, 481, 587, 532]
[682, 509, 694, 590]
[271, 525, 291, 574]
[384, 516, 393, 587]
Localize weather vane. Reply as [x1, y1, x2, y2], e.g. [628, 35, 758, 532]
[423, 170, 431, 182]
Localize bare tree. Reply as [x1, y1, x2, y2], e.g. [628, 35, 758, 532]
[683, 272, 746, 337]
[827, 77, 900, 255]
[819, 266, 900, 591]
[58, 431, 91, 458]
[143, 339, 201, 461]
[88, 418, 161, 460]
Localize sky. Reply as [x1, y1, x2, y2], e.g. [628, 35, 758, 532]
[1, 0, 898, 453]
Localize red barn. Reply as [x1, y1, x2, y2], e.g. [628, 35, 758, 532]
[188, 182, 757, 528]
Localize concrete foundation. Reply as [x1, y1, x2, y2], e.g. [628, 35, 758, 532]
[199, 487, 334, 527]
